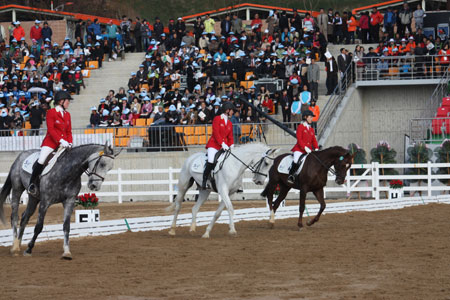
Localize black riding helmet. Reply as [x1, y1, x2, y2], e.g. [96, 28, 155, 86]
[221, 101, 235, 112]
[54, 90, 73, 106]
[302, 110, 315, 120]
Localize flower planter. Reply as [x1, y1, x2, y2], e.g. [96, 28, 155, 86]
[75, 209, 100, 224]
[388, 188, 404, 200]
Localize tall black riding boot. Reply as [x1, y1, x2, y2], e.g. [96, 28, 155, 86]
[287, 161, 300, 185]
[27, 162, 44, 197]
[201, 162, 215, 190]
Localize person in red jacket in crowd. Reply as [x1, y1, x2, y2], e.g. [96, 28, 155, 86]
[30, 20, 43, 48]
[202, 101, 235, 189]
[27, 91, 73, 196]
[287, 109, 319, 185]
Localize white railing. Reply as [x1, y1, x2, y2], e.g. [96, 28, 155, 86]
[2, 162, 450, 203]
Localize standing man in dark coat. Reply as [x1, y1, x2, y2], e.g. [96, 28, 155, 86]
[29, 100, 43, 136]
[325, 54, 338, 95]
[134, 17, 142, 52]
[153, 17, 164, 41]
[221, 15, 232, 37]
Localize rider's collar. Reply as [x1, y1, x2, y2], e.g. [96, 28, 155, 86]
[55, 105, 64, 112]
[302, 121, 311, 128]
[221, 113, 228, 121]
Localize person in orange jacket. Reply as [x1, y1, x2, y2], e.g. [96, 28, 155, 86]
[369, 7, 383, 43]
[202, 101, 235, 189]
[309, 99, 320, 134]
[12, 21, 25, 42]
[347, 12, 357, 44]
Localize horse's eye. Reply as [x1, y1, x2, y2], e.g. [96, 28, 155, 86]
[100, 163, 106, 168]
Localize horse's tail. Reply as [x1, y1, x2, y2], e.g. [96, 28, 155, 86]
[0, 172, 12, 225]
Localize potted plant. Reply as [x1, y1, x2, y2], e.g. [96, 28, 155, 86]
[347, 143, 367, 200]
[75, 193, 100, 224]
[370, 141, 398, 198]
[388, 179, 404, 199]
[405, 142, 433, 196]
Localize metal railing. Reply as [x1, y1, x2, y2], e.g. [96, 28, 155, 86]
[355, 55, 449, 82]
[0, 122, 299, 151]
[317, 62, 354, 140]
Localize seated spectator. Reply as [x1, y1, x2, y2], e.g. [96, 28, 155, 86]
[165, 105, 179, 125]
[153, 105, 165, 121]
[140, 97, 152, 118]
[261, 94, 273, 113]
[121, 108, 133, 126]
[186, 104, 198, 124]
[109, 107, 122, 126]
[89, 106, 100, 128]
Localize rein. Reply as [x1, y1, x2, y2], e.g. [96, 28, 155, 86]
[82, 153, 114, 181]
[227, 149, 274, 177]
[309, 151, 337, 176]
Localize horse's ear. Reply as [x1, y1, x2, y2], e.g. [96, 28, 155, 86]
[104, 141, 109, 154]
[270, 148, 280, 156]
[114, 148, 123, 157]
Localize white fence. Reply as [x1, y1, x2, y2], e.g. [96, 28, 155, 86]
[1, 196, 449, 247]
[2, 162, 450, 204]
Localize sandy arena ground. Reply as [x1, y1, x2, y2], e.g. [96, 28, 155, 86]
[0, 202, 449, 300]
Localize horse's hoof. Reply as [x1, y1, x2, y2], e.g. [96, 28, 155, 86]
[10, 249, 19, 256]
[229, 230, 237, 237]
[306, 220, 313, 226]
[23, 251, 32, 257]
[269, 222, 275, 229]
[61, 252, 72, 260]
[201, 233, 210, 239]
[168, 229, 176, 236]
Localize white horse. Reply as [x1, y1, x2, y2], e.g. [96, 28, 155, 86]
[167, 143, 278, 238]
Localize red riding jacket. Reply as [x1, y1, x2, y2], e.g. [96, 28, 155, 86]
[206, 114, 234, 150]
[291, 122, 318, 153]
[41, 107, 73, 149]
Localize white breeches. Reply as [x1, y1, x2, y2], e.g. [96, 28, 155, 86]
[293, 151, 302, 164]
[37, 146, 54, 164]
[207, 147, 219, 163]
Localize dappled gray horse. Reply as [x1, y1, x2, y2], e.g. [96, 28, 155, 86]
[0, 143, 119, 259]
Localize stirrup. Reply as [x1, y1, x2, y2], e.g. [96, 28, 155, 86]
[27, 183, 39, 197]
[287, 175, 295, 185]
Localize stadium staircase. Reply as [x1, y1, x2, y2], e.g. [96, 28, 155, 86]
[70, 53, 145, 128]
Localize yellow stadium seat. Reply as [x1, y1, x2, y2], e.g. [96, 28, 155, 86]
[115, 137, 129, 147]
[206, 126, 212, 135]
[141, 83, 149, 91]
[184, 126, 195, 136]
[137, 128, 147, 137]
[135, 119, 147, 126]
[147, 118, 154, 125]
[24, 121, 31, 129]
[175, 126, 184, 134]
[87, 60, 99, 69]
[96, 128, 106, 134]
[185, 135, 198, 145]
[198, 135, 207, 145]
[116, 127, 128, 137]
[105, 128, 114, 134]
[81, 69, 91, 78]
[245, 72, 254, 80]
[241, 124, 251, 135]
[128, 128, 138, 136]
[194, 126, 206, 136]
[84, 129, 95, 134]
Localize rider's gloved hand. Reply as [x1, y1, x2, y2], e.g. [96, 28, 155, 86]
[59, 139, 70, 148]
[304, 146, 312, 154]
[222, 143, 230, 150]
[230, 144, 235, 150]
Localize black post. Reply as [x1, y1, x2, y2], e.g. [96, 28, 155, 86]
[238, 96, 296, 138]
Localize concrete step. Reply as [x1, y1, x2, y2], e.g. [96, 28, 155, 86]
[70, 52, 145, 128]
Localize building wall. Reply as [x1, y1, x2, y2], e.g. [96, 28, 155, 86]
[0, 20, 67, 45]
[324, 85, 436, 162]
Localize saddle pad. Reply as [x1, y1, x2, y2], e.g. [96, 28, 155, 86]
[22, 148, 66, 176]
[191, 152, 226, 174]
[277, 154, 308, 175]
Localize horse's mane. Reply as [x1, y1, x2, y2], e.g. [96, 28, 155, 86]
[317, 146, 348, 155]
[235, 142, 269, 153]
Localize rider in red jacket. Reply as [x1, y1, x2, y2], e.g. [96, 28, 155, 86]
[202, 101, 235, 189]
[27, 91, 73, 196]
[288, 110, 319, 184]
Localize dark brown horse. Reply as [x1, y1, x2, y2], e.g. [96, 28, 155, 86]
[261, 146, 354, 229]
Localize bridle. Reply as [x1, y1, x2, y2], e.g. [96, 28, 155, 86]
[83, 152, 115, 182]
[227, 149, 275, 177]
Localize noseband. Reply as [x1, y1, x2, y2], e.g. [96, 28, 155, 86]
[83, 152, 114, 182]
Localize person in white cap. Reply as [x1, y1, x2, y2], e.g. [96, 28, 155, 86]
[89, 106, 100, 128]
[30, 20, 42, 49]
[12, 21, 25, 42]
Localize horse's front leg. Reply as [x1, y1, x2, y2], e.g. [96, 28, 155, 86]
[307, 189, 326, 226]
[24, 201, 50, 256]
[61, 200, 75, 260]
[298, 190, 307, 229]
[271, 184, 290, 228]
[202, 200, 226, 239]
